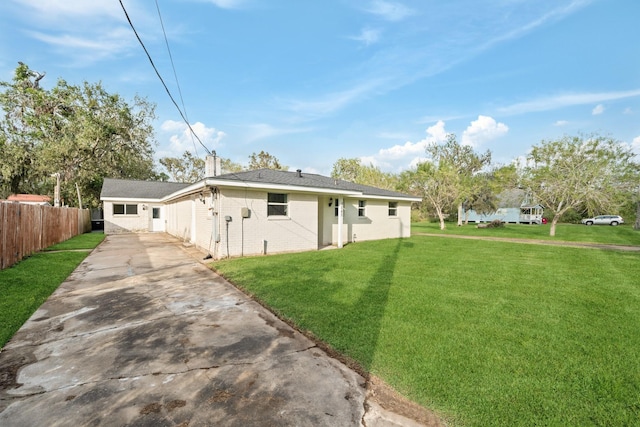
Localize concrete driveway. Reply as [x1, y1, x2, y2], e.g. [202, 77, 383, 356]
[0, 233, 426, 426]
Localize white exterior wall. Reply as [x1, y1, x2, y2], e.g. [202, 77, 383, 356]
[217, 189, 318, 258]
[193, 191, 215, 252]
[327, 198, 412, 244]
[165, 196, 193, 242]
[103, 201, 150, 234]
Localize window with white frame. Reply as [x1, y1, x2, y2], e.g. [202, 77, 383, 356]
[334, 197, 340, 217]
[267, 193, 288, 216]
[358, 200, 366, 217]
[113, 203, 138, 215]
[388, 201, 398, 216]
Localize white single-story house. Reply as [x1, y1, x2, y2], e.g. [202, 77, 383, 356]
[100, 166, 421, 259]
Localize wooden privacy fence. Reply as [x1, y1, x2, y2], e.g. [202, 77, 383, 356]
[0, 202, 91, 270]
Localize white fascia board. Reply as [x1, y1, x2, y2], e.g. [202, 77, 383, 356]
[201, 178, 362, 197]
[161, 182, 208, 203]
[101, 197, 163, 203]
[358, 194, 422, 202]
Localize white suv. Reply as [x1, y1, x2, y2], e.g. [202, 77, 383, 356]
[581, 215, 624, 226]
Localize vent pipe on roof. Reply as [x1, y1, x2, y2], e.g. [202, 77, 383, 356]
[296, 169, 302, 178]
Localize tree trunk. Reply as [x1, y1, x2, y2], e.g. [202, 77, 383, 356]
[549, 215, 560, 236]
[635, 201, 640, 230]
[436, 207, 446, 230]
[457, 203, 463, 226]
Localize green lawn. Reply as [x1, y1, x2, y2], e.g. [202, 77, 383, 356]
[212, 232, 640, 426]
[0, 232, 105, 348]
[412, 221, 640, 245]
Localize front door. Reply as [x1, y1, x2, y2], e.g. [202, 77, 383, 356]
[151, 206, 165, 232]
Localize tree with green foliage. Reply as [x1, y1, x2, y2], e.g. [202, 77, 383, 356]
[221, 157, 243, 174]
[400, 134, 491, 229]
[247, 151, 286, 170]
[331, 157, 398, 190]
[0, 63, 157, 207]
[426, 134, 492, 226]
[462, 163, 521, 224]
[464, 175, 498, 221]
[159, 151, 205, 183]
[398, 160, 459, 230]
[523, 134, 639, 236]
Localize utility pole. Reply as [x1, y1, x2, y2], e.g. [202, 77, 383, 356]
[51, 173, 60, 207]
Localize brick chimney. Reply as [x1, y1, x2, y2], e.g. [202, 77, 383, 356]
[205, 154, 221, 177]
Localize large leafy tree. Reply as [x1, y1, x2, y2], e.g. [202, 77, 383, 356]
[399, 134, 491, 228]
[398, 160, 459, 230]
[0, 63, 157, 207]
[221, 157, 243, 174]
[426, 134, 492, 226]
[463, 163, 521, 223]
[247, 151, 286, 170]
[523, 134, 639, 236]
[159, 151, 205, 183]
[331, 157, 398, 190]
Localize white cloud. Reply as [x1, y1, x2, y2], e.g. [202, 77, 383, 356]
[379, 140, 428, 159]
[160, 120, 226, 156]
[592, 104, 605, 115]
[205, 0, 247, 9]
[498, 89, 640, 115]
[554, 120, 569, 126]
[283, 77, 388, 117]
[632, 136, 640, 154]
[461, 115, 508, 147]
[28, 28, 136, 63]
[244, 123, 311, 142]
[357, 120, 448, 172]
[8, 0, 153, 65]
[350, 28, 381, 46]
[624, 107, 633, 115]
[378, 120, 448, 159]
[424, 120, 449, 142]
[13, 0, 123, 20]
[366, 0, 414, 22]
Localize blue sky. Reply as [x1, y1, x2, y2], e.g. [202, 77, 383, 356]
[1, 0, 639, 175]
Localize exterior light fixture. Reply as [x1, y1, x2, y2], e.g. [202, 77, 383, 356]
[328, 198, 333, 207]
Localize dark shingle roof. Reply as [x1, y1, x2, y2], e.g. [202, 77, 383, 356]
[101, 170, 419, 201]
[100, 178, 191, 200]
[212, 169, 417, 199]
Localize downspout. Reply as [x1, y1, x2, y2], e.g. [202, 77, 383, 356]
[204, 187, 219, 260]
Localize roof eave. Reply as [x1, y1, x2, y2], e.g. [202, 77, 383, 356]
[100, 196, 164, 203]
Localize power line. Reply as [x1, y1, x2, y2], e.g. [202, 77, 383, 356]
[118, 0, 212, 156]
[154, 0, 199, 157]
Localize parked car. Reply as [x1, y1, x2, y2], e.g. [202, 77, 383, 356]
[581, 215, 624, 226]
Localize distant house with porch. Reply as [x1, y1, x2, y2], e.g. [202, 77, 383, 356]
[100, 164, 420, 259]
[464, 189, 544, 224]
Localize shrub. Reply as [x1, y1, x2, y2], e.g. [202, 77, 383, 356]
[487, 219, 505, 228]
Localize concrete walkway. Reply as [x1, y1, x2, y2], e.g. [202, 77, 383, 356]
[0, 233, 426, 427]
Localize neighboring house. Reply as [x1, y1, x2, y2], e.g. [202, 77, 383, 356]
[464, 189, 544, 224]
[100, 168, 421, 259]
[465, 204, 544, 224]
[6, 194, 52, 205]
